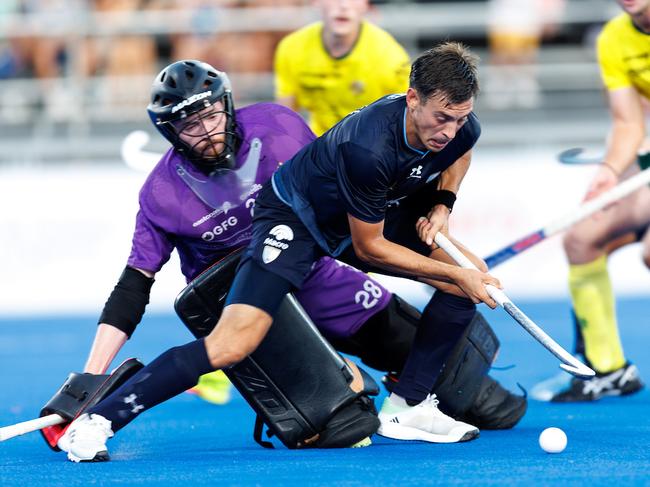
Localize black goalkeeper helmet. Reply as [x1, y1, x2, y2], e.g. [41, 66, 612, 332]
[147, 60, 239, 174]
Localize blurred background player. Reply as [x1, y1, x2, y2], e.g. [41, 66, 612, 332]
[544, 0, 649, 402]
[274, 0, 410, 135]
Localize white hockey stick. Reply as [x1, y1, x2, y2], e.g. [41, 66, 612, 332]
[485, 166, 650, 268]
[435, 233, 595, 378]
[0, 414, 64, 442]
[121, 130, 164, 172]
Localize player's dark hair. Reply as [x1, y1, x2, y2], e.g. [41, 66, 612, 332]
[409, 42, 479, 104]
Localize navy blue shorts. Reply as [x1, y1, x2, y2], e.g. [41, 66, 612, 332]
[225, 182, 324, 315]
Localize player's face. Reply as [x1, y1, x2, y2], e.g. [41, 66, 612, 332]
[318, 0, 368, 37]
[617, 0, 650, 15]
[175, 101, 227, 158]
[405, 88, 474, 153]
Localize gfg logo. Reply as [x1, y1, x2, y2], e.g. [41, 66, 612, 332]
[201, 216, 238, 242]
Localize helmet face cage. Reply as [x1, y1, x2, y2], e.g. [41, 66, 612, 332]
[147, 60, 240, 174]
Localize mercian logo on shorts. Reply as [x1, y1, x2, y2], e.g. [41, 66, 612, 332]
[262, 225, 294, 263]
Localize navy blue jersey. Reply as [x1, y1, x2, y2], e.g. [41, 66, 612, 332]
[273, 94, 481, 256]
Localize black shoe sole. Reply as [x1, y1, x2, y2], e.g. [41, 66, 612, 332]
[80, 451, 110, 462]
[459, 430, 480, 442]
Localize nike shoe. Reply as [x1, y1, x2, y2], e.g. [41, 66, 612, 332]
[58, 413, 114, 462]
[187, 370, 232, 405]
[551, 363, 644, 402]
[377, 394, 479, 443]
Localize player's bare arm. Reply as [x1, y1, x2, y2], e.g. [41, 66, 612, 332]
[83, 325, 128, 374]
[347, 214, 499, 308]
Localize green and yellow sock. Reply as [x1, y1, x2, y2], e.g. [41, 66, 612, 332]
[569, 255, 626, 373]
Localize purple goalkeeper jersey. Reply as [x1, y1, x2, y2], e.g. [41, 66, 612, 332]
[127, 102, 390, 337]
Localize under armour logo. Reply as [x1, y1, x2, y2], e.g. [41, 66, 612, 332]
[124, 393, 145, 414]
[409, 166, 423, 179]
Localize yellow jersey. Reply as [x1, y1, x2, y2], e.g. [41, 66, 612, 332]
[597, 13, 650, 99]
[274, 21, 410, 135]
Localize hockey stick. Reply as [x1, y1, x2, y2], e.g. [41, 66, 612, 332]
[121, 130, 164, 172]
[557, 147, 603, 165]
[484, 166, 650, 268]
[435, 233, 595, 378]
[0, 414, 64, 442]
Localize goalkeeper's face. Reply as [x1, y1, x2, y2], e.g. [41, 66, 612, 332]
[174, 101, 228, 159]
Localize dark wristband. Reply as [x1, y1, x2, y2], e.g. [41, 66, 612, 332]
[431, 189, 457, 213]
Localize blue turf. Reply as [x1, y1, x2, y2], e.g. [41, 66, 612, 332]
[1, 298, 649, 486]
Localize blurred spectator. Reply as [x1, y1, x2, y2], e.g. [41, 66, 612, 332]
[485, 0, 566, 110]
[0, 1, 76, 120]
[171, 0, 305, 77]
[79, 0, 158, 113]
[0, 1, 23, 79]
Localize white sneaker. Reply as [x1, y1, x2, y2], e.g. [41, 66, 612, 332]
[378, 394, 479, 443]
[58, 413, 114, 462]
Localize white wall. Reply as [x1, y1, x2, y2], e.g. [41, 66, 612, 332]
[1, 146, 648, 315]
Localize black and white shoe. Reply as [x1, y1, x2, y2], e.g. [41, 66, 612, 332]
[551, 363, 644, 402]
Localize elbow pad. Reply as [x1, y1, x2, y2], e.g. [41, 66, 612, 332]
[98, 266, 155, 338]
